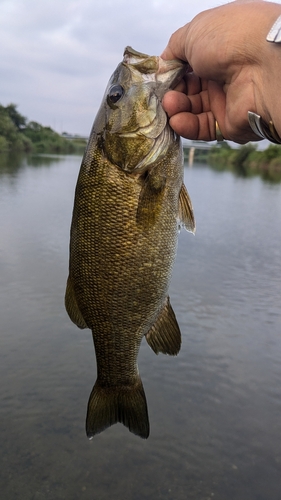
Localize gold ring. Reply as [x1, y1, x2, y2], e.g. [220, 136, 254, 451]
[215, 120, 224, 142]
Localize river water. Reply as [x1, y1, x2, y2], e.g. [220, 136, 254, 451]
[0, 154, 281, 500]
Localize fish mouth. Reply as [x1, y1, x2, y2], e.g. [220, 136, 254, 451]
[123, 46, 158, 72]
[123, 46, 187, 98]
[156, 57, 187, 94]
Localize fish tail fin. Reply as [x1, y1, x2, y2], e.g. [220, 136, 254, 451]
[86, 377, 150, 439]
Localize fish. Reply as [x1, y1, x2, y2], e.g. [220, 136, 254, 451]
[65, 46, 195, 440]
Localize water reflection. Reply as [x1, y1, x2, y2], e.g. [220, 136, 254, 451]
[0, 152, 68, 182]
[0, 155, 281, 499]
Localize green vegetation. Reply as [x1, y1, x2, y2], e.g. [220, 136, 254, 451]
[0, 103, 87, 155]
[208, 142, 281, 182]
[3, 103, 281, 182]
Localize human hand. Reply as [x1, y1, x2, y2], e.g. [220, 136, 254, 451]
[161, 1, 281, 144]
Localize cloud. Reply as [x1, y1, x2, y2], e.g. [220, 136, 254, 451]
[0, 0, 222, 135]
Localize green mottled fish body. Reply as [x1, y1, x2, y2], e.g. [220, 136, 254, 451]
[65, 47, 195, 439]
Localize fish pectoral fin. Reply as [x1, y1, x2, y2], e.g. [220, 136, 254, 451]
[65, 276, 88, 329]
[179, 183, 196, 233]
[145, 296, 181, 355]
[136, 172, 166, 229]
[86, 377, 149, 439]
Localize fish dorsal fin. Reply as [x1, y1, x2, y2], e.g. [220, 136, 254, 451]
[179, 183, 196, 233]
[145, 297, 181, 355]
[65, 277, 88, 329]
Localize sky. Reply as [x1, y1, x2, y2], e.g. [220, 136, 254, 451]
[0, 0, 279, 136]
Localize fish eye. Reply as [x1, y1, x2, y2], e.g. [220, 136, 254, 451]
[107, 85, 124, 104]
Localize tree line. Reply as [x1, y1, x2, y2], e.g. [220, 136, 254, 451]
[208, 142, 281, 182]
[0, 103, 86, 154]
[2, 103, 281, 182]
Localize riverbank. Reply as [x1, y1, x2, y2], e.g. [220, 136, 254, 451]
[208, 142, 281, 182]
[0, 103, 87, 155]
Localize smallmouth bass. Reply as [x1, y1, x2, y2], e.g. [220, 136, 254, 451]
[65, 47, 195, 439]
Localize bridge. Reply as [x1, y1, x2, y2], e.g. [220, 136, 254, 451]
[61, 134, 217, 165]
[61, 133, 88, 141]
[182, 139, 215, 150]
[182, 139, 218, 165]
[62, 135, 217, 148]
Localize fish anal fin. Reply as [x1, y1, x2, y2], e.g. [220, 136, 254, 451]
[86, 377, 149, 439]
[179, 183, 196, 233]
[65, 276, 88, 329]
[145, 296, 181, 355]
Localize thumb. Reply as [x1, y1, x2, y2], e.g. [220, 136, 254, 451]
[160, 25, 190, 61]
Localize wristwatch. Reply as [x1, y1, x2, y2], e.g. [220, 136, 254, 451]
[248, 15, 281, 143]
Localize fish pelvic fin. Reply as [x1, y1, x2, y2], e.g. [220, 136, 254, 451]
[65, 276, 88, 329]
[179, 183, 196, 233]
[86, 377, 150, 439]
[145, 296, 181, 355]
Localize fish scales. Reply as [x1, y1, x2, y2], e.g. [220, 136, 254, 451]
[65, 47, 195, 439]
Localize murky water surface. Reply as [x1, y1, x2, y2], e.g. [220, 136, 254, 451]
[0, 154, 281, 499]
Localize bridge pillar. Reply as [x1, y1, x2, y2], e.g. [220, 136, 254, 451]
[189, 146, 195, 166]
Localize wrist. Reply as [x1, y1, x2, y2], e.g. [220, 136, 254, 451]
[254, 6, 281, 137]
[262, 47, 281, 137]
